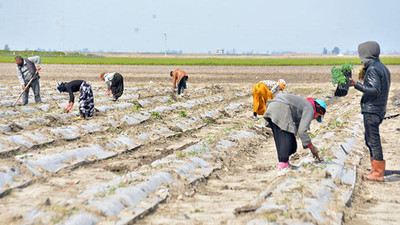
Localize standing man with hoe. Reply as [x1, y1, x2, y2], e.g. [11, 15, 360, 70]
[349, 41, 391, 182]
[14, 55, 42, 106]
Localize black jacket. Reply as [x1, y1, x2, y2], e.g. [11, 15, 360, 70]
[355, 60, 390, 114]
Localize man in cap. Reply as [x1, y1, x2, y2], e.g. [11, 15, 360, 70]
[15, 55, 42, 105]
[349, 41, 391, 182]
[263, 93, 325, 170]
[253, 79, 286, 119]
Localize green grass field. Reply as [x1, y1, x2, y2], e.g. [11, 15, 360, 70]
[1, 53, 400, 66]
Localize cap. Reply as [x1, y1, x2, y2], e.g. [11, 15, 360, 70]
[100, 72, 105, 80]
[314, 99, 326, 123]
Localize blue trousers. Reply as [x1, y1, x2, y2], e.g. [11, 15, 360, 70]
[22, 78, 41, 105]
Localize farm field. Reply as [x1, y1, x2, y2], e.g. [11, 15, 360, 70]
[1, 62, 400, 224]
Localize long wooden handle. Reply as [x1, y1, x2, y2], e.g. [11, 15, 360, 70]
[11, 70, 39, 107]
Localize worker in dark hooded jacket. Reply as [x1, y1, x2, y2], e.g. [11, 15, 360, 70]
[349, 41, 391, 182]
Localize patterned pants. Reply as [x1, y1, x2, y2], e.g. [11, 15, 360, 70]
[78, 81, 94, 118]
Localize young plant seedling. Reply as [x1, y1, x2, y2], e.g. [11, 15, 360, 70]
[179, 110, 187, 117]
[151, 112, 162, 119]
[331, 63, 355, 86]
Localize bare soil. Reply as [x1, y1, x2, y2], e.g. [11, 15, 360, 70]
[0, 63, 399, 224]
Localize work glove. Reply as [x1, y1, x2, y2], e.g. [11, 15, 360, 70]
[107, 89, 111, 95]
[65, 102, 74, 113]
[309, 144, 321, 161]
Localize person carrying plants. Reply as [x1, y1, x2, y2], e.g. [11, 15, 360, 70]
[263, 93, 325, 170]
[170, 69, 188, 95]
[15, 55, 42, 105]
[349, 41, 391, 182]
[56, 80, 95, 120]
[100, 72, 124, 101]
[253, 79, 286, 119]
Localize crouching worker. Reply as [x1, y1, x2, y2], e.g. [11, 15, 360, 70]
[100, 72, 124, 101]
[253, 79, 286, 119]
[56, 80, 95, 120]
[170, 69, 188, 95]
[263, 93, 326, 170]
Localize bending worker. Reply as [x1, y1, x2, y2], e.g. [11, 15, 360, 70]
[253, 79, 286, 119]
[100, 72, 124, 101]
[56, 80, 95, 120]
[264, 93, 325, 170]
[170, 69, 189, 95]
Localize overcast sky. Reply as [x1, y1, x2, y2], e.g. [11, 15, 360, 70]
[1, 0, 399, 54]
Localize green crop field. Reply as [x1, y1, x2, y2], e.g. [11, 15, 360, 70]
[1, 51, 400, 66]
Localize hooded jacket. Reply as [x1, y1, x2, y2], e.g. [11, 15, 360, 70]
[355, 41, 391, 115]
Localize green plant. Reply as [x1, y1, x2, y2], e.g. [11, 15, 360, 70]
[167, 99, 173, 105]
[309, 131, 319, 139]
[187, 150, 199, 156]
[176, 152, 186, 158]
[223, 126, 238, 134]
[326, 156, 333, 163]
[331, 63, 355, 86]
[190, 208, 204, 213]
[327, 120, 343, 130]
[151, 112, 162, 119]
[331, 67, 346, 85]
[179, 110, 187, 117]
[133, 104, 141, 112]
[263, 214, 278, 222]
[341, 63, 355, 74]
[320, 147, 326, 154]
[109, 187, 116, 194]
[204, 119, 213, 125]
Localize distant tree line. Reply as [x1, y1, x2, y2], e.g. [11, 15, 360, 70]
[323, 47, 340, 54]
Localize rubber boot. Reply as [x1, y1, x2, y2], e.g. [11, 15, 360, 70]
[364, 157, 374, 176]
[364, 160, 385, 182]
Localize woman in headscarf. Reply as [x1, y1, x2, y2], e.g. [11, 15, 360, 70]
[100, 72, 124, 101]
[253, 79, 286, 118]
[56, 80, 95, 120]
[264, 93, 326, 170]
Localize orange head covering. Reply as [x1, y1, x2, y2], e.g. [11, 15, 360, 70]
[253, 82, 274, 116]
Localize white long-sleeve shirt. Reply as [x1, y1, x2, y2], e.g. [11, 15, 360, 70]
[103, 72, 116, 89]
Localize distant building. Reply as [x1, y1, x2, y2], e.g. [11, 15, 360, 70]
[216, 49, 224, 55]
